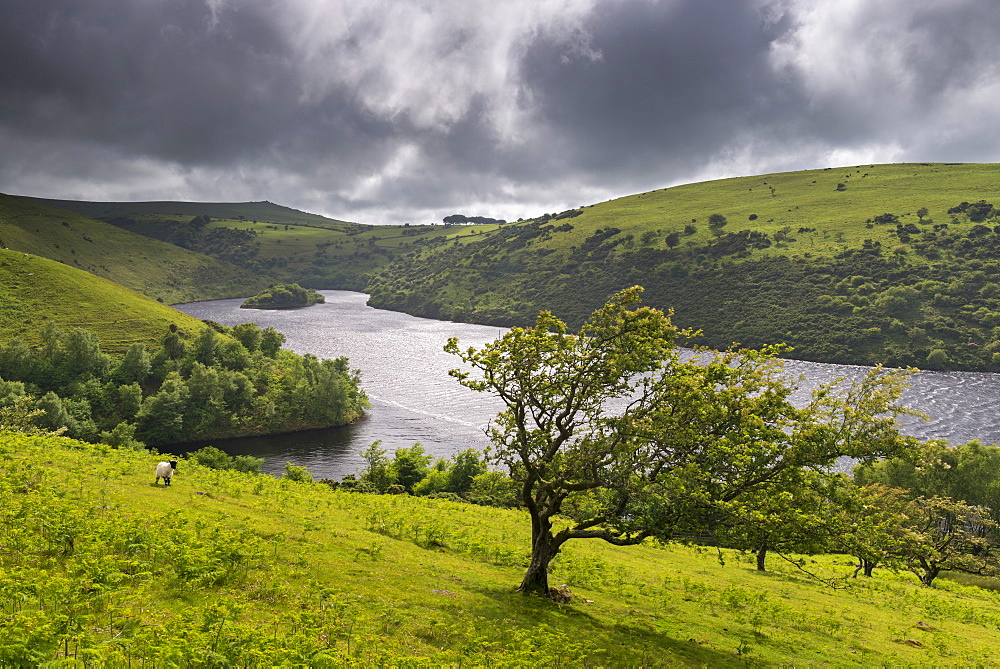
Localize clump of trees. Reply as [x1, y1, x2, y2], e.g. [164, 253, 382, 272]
[851, 439, 1000, 586]
[948, 200, 996, 222]
[0, 321, 368, 448]
[443, 214, 506, 225]
[445, 287, 918, 597]
[341, 442, 508, 504]
[241, 283, 325, 309]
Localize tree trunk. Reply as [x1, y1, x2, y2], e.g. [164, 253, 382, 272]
[519, 534, 559, 596]
[920, 566, 940, 587]
[853, 558, 877, 577]
[755, 540, 768, 572]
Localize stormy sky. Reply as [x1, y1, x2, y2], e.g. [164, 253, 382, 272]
[2, 0, 999, 225]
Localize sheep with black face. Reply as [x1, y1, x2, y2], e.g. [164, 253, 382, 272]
[155, 460, 178, 486]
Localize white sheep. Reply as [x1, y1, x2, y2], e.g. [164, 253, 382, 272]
[155, 460, 178, 486]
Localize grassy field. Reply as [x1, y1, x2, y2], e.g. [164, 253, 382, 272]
[0, 250, 208, 352]
[0, 194, 267, 303]
[3, 432, 1000, 665]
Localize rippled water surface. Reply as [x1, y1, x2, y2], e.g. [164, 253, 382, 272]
[178, 291, 1000, 478]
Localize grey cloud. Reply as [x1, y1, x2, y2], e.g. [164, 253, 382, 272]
[517, 0, 796, 186]
[1, 0, 998, 224]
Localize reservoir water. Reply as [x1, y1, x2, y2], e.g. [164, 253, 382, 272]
[177, 291, 1000, 479]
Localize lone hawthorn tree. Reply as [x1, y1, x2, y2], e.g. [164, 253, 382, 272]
[446, 287, 916, 598]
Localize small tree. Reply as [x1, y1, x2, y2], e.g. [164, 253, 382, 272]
[832, 483, 913, 577]
[447, 448, 487, 494]
[393, 444, 432, 492]
[447, 287, 916, 598]
[900, 497, 999, 586]
[715, 471, 844, 572]
[283, 462, 313, 483]
[359, 441, 396, 493]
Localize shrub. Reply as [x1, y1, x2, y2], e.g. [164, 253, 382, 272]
[283, 462, 312, 483]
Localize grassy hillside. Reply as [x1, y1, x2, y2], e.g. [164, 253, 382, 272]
[369, 162, 1000, 371]
[37, 197, 498, 291]
[0, 194, 267, 303]
[206, 218, 496, 290]
[3, 432, 1000, 665]
[0, 249, 207, 352]
[21, 197, 357, 231]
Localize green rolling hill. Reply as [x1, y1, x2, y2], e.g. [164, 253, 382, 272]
[368, 162, 1000, 371]
[0, 249, 207, 352]
[0, 194, 267, 304]
[25, 195, 499, 292]
[12, 162, 1000, 370]
[20, 196, 358, 231]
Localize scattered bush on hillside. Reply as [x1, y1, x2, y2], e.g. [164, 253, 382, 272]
[708, 213, 728, 229]
[948, 200, 997, 222]
[351, 444, 495, 504]
[190, 445, 263, 474]
[873, 213, 900, 225]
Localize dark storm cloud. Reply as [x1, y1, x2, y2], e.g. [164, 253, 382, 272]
[517, 0, 797, 185]
[0, 0, 377, 164]
[1, 0, 999, 224]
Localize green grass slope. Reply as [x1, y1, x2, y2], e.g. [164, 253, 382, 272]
[0, 194, 268, 303]
[210, 218, 496, 290]
[0, 250, 207, 352]
[3, 432, 1000, 665]
[369, 162, 1000, 371]
[49, 199, 498, 291]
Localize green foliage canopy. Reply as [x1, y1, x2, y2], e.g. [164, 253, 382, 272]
[446, 287, 917, 597]
[241, 282, 325, 309]
[0, 322, 368, 447]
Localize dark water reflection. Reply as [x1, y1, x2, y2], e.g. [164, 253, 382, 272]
[177, 291, 1000, 479]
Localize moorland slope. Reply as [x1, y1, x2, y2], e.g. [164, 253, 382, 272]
[21, 196, 358, 231]
[0, 194, 267, 303]
[0, 249, 207, 352]
[28, 195, 500, 292]
[368, 163, 1000, 370]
